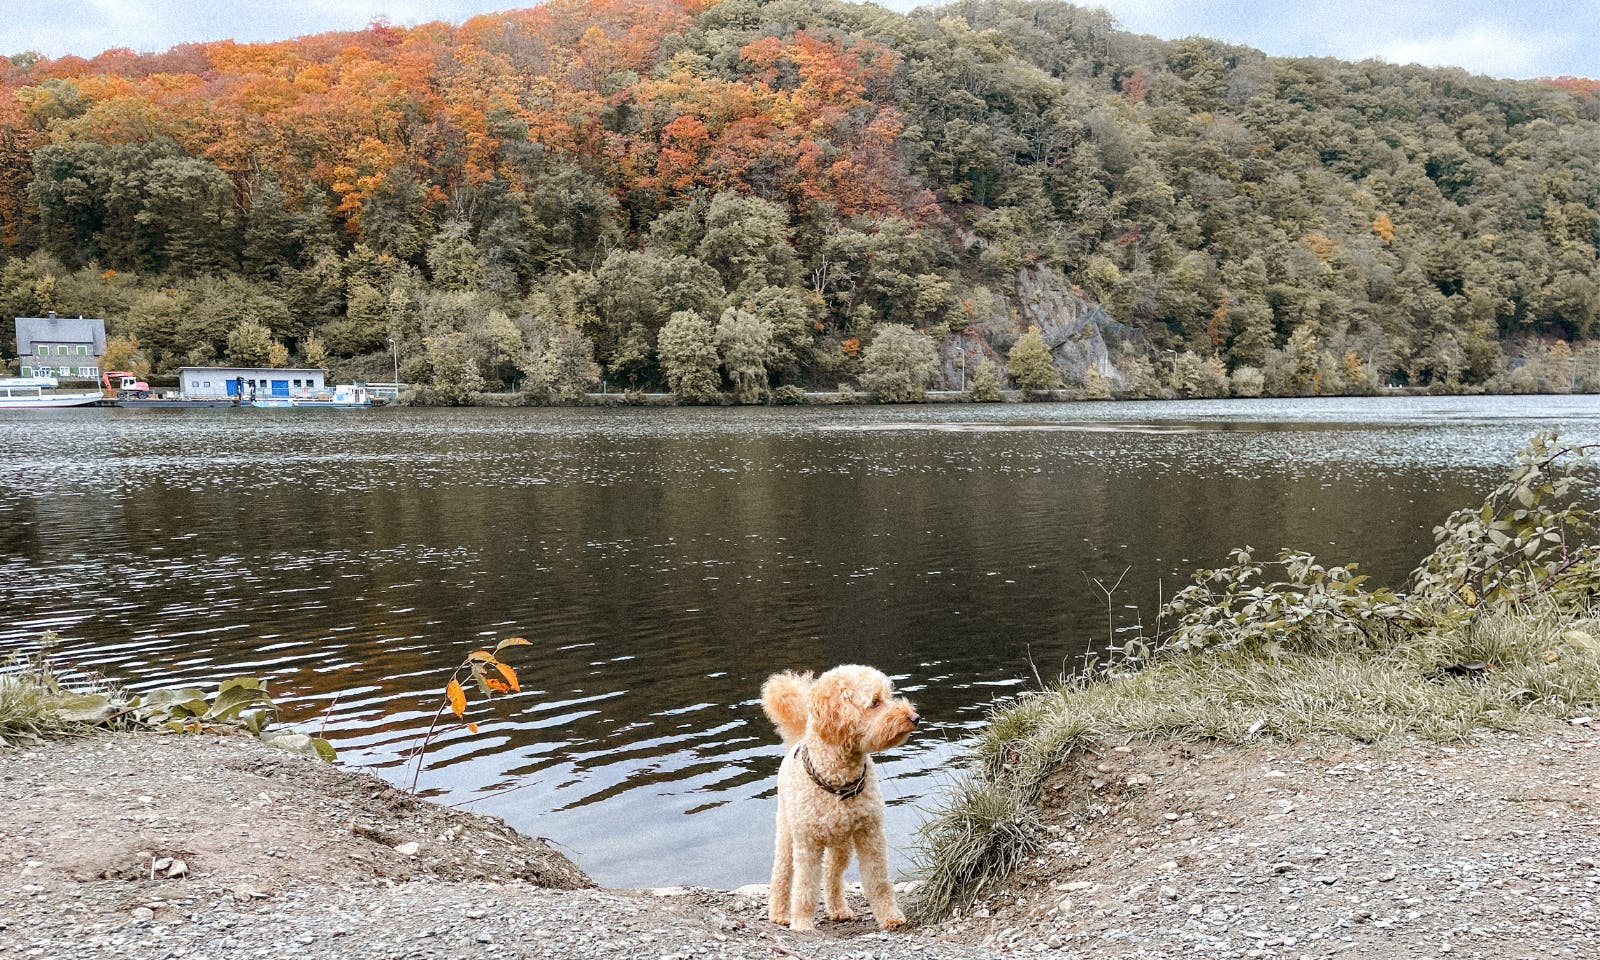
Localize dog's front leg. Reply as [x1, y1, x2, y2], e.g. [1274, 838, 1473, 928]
[788, 838, 825, 931]
[769, 805, 793, 926]
[856, 830, 907, 930]
[823, 844, 855, 921]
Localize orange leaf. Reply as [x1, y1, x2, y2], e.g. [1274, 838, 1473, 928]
[485, 677, 511, 693]
[468, 722, 479, 734]
[446, 678, 466, 718]
[467, 649, 496, 663]
[494, 637, 531, 653]
[493, 661, 520, 693]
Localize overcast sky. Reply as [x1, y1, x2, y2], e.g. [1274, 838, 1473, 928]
[7, 1, 1597, 80]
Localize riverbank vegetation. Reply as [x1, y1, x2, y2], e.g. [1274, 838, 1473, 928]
[1, 1, 1597, 402]
[906, 433, 1600, 920]
[0, 652, 334, 759]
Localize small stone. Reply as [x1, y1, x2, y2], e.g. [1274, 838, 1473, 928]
[165, 859, 189, 878]
[1126, 774, 1151, 787]
[131, 907, 154, 922]
[1159, 885, 1179, 901]
[1056, 897, 1073, 914]
[475, 933, 492, 945]
[393, 841, 419, 857]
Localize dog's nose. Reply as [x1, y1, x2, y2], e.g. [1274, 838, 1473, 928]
[908, 712, 921, 727]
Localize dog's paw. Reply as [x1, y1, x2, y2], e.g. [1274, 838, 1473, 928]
[788, 916, 816, 932]
[768, 912, 789, 927]
[878, 913, 908, 931]
[827, 906, 856, 922]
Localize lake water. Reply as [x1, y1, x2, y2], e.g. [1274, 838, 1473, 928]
[2, 395, 1596, 887]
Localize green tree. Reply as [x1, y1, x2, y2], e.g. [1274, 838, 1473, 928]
[659, 309, 723, 402]
[860, 324, 939, 402]
[968, 356, 1002, 402]
[426, 219, 488, 292]
[527, 324, 600, 402]
[226, 319, 276, 367]
[423, 331, 485, 405]
[716, 306, 774, 403]
[697, 192, 798, 293]
[301, 333, 329, 369]
[1007, 327, 1061, 395]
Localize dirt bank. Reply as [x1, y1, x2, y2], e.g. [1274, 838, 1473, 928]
[2, 726, 1596, 959]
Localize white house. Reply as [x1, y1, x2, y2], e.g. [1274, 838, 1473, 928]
[178, 366, 327, 400]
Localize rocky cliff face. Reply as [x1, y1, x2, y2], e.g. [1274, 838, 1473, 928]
[941, 265, 1143, 390]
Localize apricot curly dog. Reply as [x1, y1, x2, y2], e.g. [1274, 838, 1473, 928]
[761, 664, 920, 932]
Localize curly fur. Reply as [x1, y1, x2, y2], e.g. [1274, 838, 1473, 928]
[760, 664, 919, 932]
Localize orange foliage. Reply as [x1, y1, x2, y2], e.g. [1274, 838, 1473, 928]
[0, 0, 927, 242]
[1537, 76, 1600, 97]
[1372, 213, 1395, 244]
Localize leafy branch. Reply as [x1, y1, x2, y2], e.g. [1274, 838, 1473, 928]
[405, 636, 531, 793]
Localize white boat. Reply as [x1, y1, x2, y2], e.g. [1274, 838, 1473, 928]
[0, 377, 104, 409]
[249, 383, 381, 408]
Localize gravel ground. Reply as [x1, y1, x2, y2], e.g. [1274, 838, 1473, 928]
[938, 723, 1600, 959]
[2, 726, 1597, 959]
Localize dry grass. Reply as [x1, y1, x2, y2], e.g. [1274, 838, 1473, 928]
[905, 602, 1600, 921]
[0, 664, 92, 748]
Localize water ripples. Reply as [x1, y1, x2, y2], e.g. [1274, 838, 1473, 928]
[1, 396, 1597, 885]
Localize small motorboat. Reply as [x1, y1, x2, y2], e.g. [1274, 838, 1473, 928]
[0, 376, 104, 409]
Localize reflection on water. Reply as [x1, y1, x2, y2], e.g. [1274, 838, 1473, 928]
[1, 395, 1595, 886]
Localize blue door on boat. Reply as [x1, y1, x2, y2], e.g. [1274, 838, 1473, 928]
[271, 380, 289, 397]
[225, 379, 239, 396]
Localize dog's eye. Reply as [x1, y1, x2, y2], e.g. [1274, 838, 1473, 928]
[869, 696, 881, 708]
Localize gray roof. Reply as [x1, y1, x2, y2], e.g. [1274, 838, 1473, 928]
[16, 315, 107, 354]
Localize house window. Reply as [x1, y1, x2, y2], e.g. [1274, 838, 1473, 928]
[75, 345, 88, 355]
[37, 366, 52, 376]
[20, 366, 31, 376]
[83, 366, 98, 377]
[36, 346, 49, 357]
[57, 345, 69, 355]
[190, 380, 199, 389]
[203, 381, 212, 388]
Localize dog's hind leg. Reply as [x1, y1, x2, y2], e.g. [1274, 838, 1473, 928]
[788, 838, 825, 932]
[856, 830, 907, 930]
[769, 805, 793, 926]
[823, 844, 855, 921]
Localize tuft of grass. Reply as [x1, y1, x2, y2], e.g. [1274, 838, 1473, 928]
[905, 601, 1600, 921]
[0, 663, 98, 747]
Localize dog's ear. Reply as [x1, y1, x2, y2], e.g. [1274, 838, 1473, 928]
[807, 671, 861, 747]
[761, 671, 813, 744]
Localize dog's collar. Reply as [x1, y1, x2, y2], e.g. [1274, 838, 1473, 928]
[796, 742, 867, 800]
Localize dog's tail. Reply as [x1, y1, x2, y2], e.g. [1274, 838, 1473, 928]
[761, 671, 813, 745]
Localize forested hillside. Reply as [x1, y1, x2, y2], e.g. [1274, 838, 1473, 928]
[2, 0, 1598, 400]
